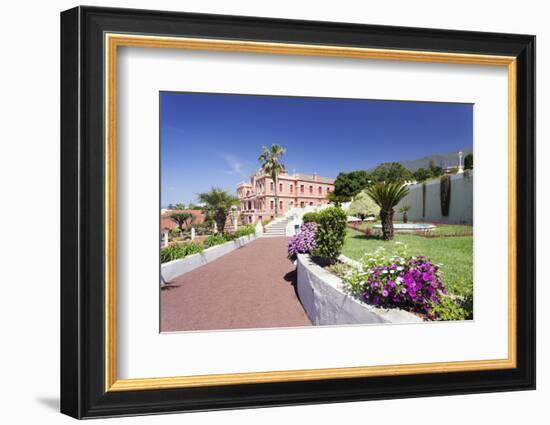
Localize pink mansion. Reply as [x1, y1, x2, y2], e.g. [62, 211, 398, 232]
[237, 170, 335, 224]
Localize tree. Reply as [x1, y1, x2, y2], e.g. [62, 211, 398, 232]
[464, 153, 473, 170]
[399, 205, 412, 223]
[167, 203, 175, 210]
[371, 162, 412, 183]
[174, 203, 186, 210]
[169, 212, 195, 230]
[258, 144, 286, 216]
[413, 167, 431, 182]
[197, 188, 239, 234]
[366, 182, 410, 240]
[333, 170, 372, 200]
[347, 190, 378, 221]
[327, 191, 349, 207]
[428, 160, 444, 178]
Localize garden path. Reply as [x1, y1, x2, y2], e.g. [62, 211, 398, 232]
[161, 236, 312, 332]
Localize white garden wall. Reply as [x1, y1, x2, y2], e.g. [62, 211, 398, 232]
[161, 234, 256, 283]
[396, 171, 473, 224]
[296, 254, 422, 325]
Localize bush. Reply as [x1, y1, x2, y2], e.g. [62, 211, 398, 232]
[204, 234, 227, 247]
[343, 244, 450, 318]
[287, 222, 318, 260]
[234, 224, 256, 238]
[160, 242, 203, 263]
[302, 212, 319, 223]
[314, 207, 347, 263]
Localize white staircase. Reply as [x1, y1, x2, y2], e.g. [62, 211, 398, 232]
[263, 217, 290, 236]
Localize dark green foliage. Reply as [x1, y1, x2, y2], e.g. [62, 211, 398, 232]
[464, 153, 473, 170]
[327, 192, 349, 207]
[197, 187, 239, 234]
[302, 212, 320, 223]
[365, 182, 410, 240]
[440, 175, 451, 216]
[413, 160, 444, 182]
[333, 170, 372, 200]
[371, 162, 412, 183]
[314, 207, 348, 262]
[160, 242, 203, 263]
[169, 212, 194, 229]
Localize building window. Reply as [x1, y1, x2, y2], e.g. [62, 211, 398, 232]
[300, 185, 304, 193]
[270, 182, 274, 191]
[318, 186, 322, 195]
[300, 201, 305, 208]
[279, 183, 283, 192]
[279, 200, 283, 210]
[290, 184, 293, 193]
[326, 187, 331, 193]
[309, 185, 313, 194]
[270, 200, 274, 210]
[309, 202, 313, 206]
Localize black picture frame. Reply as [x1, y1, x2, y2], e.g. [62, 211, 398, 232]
[61, 5, 535, 419]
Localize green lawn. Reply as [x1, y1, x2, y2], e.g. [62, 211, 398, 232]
[342, 227, 473, 298]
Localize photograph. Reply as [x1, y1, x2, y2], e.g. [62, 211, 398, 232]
[159, 92, 474, 332]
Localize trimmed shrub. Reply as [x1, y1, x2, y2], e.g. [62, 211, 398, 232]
[440, 175, 451, 216]
[314, 207, 348, 263]
[302, 212, 319, 223]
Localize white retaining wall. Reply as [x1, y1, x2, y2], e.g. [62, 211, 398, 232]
[296, 254, 422, 325]
[396, 171, 473, 224]
[161, 234, 256, 283]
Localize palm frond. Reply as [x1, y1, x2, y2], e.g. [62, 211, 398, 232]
[365, 182, 409, 210]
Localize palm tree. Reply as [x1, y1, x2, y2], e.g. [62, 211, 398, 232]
[169, 212, 194, 230]
[399, 205, 412, 223]
[196, 188, 239, 234]
[366, 182, 410, 240]
[258, 144, 286, 216]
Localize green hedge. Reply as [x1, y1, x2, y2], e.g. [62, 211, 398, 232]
[160, 242, 203, 263]
[314, 207, 347, 263]
[302, 212, 320, 223]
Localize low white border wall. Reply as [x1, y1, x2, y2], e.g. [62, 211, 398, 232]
[161, 234, 256, 283]
[296, 254, 422, 325]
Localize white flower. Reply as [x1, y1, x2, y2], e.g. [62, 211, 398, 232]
[397, 266, 404, 271]
[382, 270, 388, 274]
[396, 277, 404, 284]
[390, 270, 395, 274]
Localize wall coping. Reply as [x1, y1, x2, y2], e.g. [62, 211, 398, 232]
[161, 234, 256, 283]
[296, 254, 422, 325]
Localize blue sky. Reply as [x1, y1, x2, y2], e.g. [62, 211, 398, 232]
[161, 92, 472, 206]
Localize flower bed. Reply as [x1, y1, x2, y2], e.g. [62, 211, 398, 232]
[343, 244, 448, 319]
[297, 254, 421, 325]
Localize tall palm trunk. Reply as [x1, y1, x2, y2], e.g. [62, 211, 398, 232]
[380, 208, 395, 240]
[273, 173, 279, 216]
[215, 209, 226, 233]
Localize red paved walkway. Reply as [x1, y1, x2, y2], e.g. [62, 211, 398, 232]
[161, 236, 312, 332]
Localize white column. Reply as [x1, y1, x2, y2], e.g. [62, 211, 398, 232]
[457, 151, 464, 174]
[190, 227, 196, 241]
[162, 230, 169, 248]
